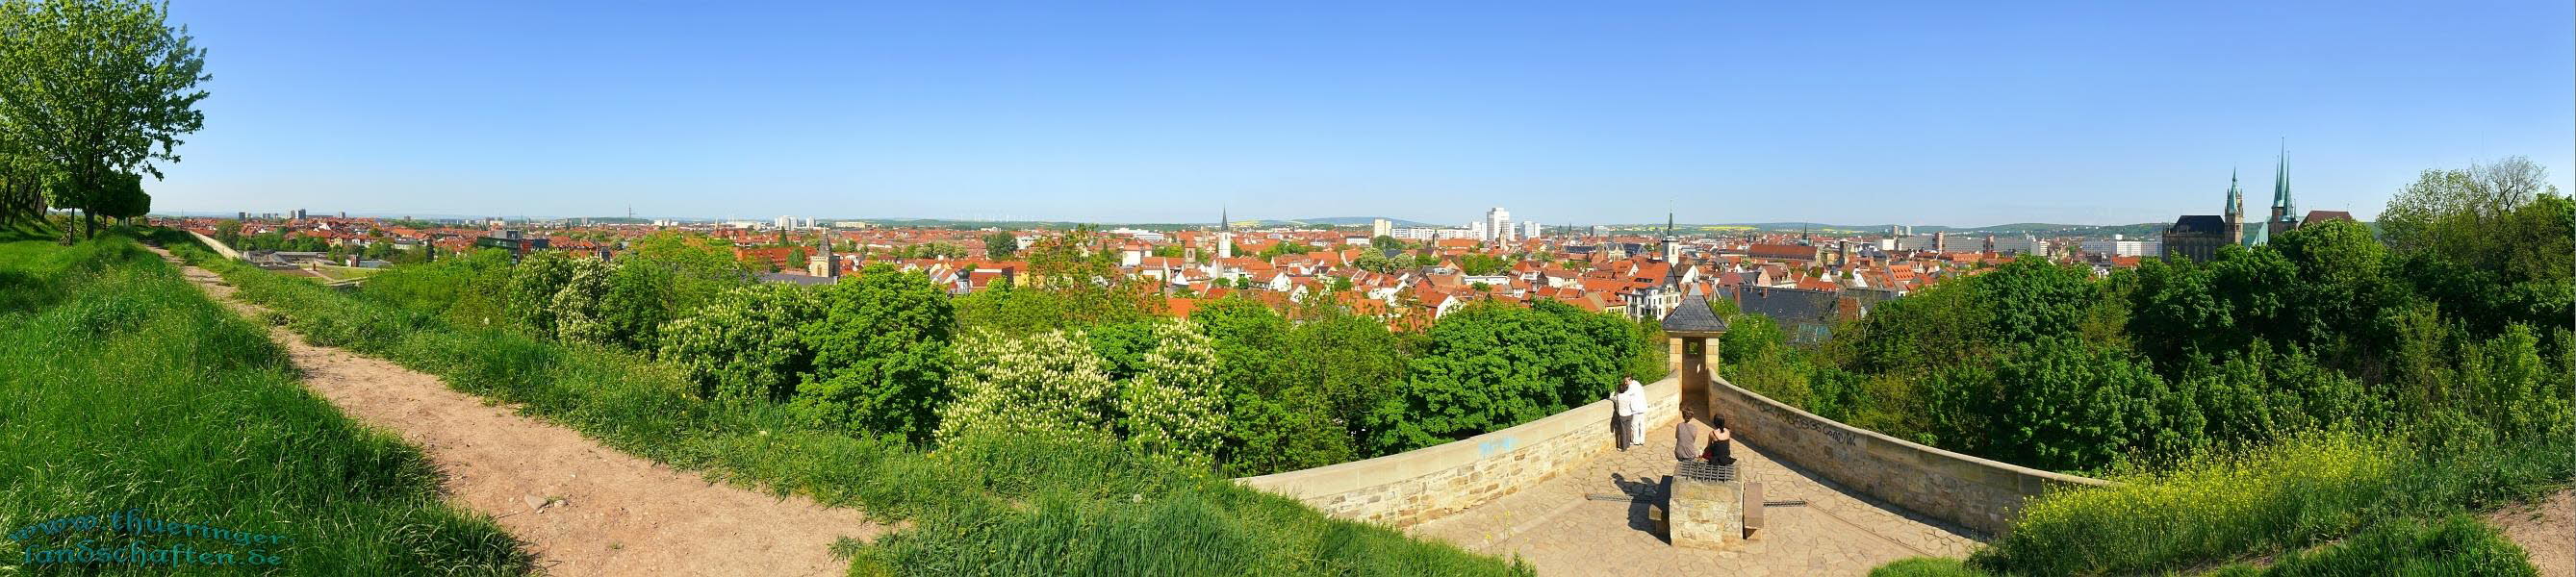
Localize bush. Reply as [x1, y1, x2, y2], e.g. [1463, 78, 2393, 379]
[792, 265, 957, 443]
[1115, 319, 1228, 470]
[501, 250, 576, 335]
[658, 283, 825, 401]
[935, 328, 1120, 443]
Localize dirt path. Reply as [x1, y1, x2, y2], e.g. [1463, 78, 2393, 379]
[2489, 489, 2575, 577]
[158, 250, 881, 576]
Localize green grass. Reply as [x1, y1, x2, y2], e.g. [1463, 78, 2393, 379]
[1866, 426, 2569, 577]
[1889, 513, 2542, 577]
[0, 234, 526, 575]
[162, 235, 1529, 576]
[2207, 514, 2537, 577]
[1968, 429, 2568, 576]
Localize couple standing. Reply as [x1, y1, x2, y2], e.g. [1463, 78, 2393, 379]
[1610, 376, 1735, 464]
[1612, 377, 1647, 450]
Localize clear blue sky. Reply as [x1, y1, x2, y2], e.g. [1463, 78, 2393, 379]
[155, 1, 2573, 226]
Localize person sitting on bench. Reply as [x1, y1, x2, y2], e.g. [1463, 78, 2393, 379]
[1674, 408, 1712, 462]
[1707, 416, 1735, 466]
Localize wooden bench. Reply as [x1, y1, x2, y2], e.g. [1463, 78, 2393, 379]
[1743, 482, 1765, 539]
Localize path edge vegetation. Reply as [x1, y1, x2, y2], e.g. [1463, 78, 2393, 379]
[1, 228, 529, 575]
[157, 230, 1536, 576]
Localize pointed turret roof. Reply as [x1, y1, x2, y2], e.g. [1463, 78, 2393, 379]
[1662, 293, 1727, 335]
[2226, 168, 2242, 218]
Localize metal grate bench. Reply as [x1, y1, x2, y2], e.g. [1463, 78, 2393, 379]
[1675, 460, 1737, 483]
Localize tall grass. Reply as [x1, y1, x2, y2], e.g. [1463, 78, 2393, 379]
[0, 235, 526, 575]
[1956, 429, 2570, 575]
[2208, 514, 2537, 577]
[163, 238, 1529, 576]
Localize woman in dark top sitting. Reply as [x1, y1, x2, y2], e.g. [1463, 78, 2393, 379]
[1707, 417, 1735, 465]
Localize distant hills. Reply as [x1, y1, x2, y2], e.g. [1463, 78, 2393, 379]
[1594, 221, 2179, 238]
[1281, 216, 1443, 228]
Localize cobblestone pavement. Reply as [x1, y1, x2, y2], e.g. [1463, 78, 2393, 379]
[1412, 417, 1982, 577]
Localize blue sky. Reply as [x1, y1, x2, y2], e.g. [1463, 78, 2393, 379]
[155, 1, 2572, 226]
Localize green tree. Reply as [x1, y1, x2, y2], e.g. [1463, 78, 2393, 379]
[0, 0, 208, 241]
[1116, 319, 1228, 469]
[1456, 253, 1508, 275]
[89, 170, 147, 224]
[935, 329, 1120, 444]
[1991, 339, 2168, 472]
[1365, 300, 1642, 453]
[1282, 304, 1407, 452]
[545, 256, 616, 342]
[658, 283, 826, 401]
[626, 230, 753, 314]
[503, 251, 578, 336]
[588, 257, 680, 351]
[1975, 257, 2098, 345]
[983, 231, 1020, 259]
[793, 264, 958, 443]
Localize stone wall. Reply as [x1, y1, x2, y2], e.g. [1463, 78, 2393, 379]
[1236, 376, 1680, 528]
[184, 230, 242, 262]
[1706, 376, 2110, 535]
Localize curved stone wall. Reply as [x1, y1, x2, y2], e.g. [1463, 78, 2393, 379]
[1236, 376, 1681, 528]
[1707, 376, 2110, 535]
[1237, 371, 2113, 536]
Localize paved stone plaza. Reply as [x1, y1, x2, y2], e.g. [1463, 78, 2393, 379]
[1411, 419, 1981, 576]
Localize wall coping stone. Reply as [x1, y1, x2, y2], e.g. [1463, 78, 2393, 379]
[1237, 375, 1679, 504]
[1711, 376, 2111, 489]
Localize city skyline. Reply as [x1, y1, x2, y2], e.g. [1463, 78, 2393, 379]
[148, 1, 2572, 224]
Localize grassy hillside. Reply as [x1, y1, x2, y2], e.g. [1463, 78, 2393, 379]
[0, 231, 526, 575]
[160, 231, 1529, 576]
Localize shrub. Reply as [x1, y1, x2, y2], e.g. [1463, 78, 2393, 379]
[934, 328, 1120, 443]
[547, 255, 616, 342]
[792, 265, 957, 443]
[1115, 319, 1227, 470]
[658, 283, 825, 401]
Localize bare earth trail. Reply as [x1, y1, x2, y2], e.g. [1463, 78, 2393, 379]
[2489, 489, 2576, 577]
[155, 248, 881, 576]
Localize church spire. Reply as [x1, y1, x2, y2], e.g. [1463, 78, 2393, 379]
[2226, 168, 2242, 217]
[2271, 142, 2294, 216]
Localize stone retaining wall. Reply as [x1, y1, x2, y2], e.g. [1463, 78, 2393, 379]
[1236, 376, 1680, 528]
[1706, 376, 2110, 535]
[183, 230, 242, 262]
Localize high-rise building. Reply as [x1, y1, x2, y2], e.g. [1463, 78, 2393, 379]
[1485, 207, 1512, 243]
[1468, 220, 1489, 241]
[1370, 218, 1391, 238]
[1522, 220, 1543, 239]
